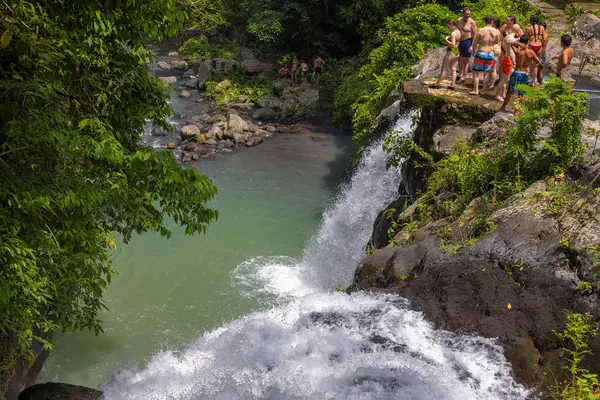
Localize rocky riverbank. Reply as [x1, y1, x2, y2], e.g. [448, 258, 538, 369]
[149, 46, 334, 163]
[354, 83, 600, 395]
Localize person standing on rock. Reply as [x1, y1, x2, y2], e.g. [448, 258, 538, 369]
[500, 35, 542, 113]
[554, 34, 574, 86]
[469, 16, 499, 96]
[291, 56, 299, 83]
[301, 60, 309, 84]
[495, 30, 524, 102]
[499, 16, 522, 38]
[456, 8, 478, 84]
[312, 56, 325, 85]
[431, 19, 461, 90]
[525, 15, 548, 86]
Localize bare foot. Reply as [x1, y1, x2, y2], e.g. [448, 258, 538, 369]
[495, 96, 504, 102]
[469, 91, 479, 96]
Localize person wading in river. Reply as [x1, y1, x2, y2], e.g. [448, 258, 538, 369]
[469, 16, 499, 95]
[312, 56, 325, 85]
[525, 15, 548, 86]
[431, 19, 461, 90]
[500, 35, 541, 113]
[456, 8, 477, 84]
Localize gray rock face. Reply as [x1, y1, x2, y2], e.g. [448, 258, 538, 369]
[373, 99, 405, 136]
[273, 79, 294, 96]
[201, 58, 238, 73]
[252, 108, 278, 121]
[411, 47, 446, 78]
[241, 60, 274, 74]
[574, 13, 600, 40]
[19, 383, 103, 400]
[194, 63, 212, 88]
[246, 136, 263, 147]
[256, 95, 283, 111]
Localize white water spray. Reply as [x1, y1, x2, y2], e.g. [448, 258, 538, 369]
[102, 113, 529, 399]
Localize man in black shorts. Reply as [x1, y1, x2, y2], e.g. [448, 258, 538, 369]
[312, 56, 325, 85]
[456, 8, 478, 84]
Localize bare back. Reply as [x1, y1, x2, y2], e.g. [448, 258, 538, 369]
[475, 26, 499, 52]
[526, 24, 547, 46]
[314, 58, 324, 68]
[515, 48, 541, 73]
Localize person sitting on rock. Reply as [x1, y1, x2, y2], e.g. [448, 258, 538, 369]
[431, 19, 461, 90]
[312, 56, 325, 85]
[301, 60, 309, 84]
[279, 66, 291, 79]
[500, 34, 542, 113]
[554, 34, 574, 87]
[291, 56, 299, 83]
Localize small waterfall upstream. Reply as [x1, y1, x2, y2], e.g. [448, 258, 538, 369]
[101, 113, 529, 400]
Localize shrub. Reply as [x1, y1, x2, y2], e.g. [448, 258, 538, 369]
[205, 71, 270, 107]
[565, 4, 585, 23]
[553, 312, 600, 399]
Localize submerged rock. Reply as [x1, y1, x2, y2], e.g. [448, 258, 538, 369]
[19, 383, 103, 400]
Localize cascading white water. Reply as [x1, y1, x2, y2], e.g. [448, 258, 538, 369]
[101, 113, 529, 400]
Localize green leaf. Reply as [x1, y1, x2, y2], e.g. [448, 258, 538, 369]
[0, 30, 12, 49]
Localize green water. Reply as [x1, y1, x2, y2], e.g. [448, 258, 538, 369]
[38, 132, 353, 388]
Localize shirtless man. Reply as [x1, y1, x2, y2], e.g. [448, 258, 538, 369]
[500, 35, 542, 113]
[526, 15, 548, 85]
[470, 16, 500, 95]
[456, 8, 477, 84]
[554, 34, 574, 87]
[495, 30, 524, 101]
[312, 56, 325, 85]
[291, 56, 299, 83]
[278, 66, 291, 79]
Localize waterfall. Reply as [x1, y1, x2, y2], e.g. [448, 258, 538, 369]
[101, 113, 529, 400]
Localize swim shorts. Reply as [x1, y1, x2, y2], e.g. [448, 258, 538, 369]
[501, 55, 513, 75]
[472, 51, 495, 72]
[459, 39, 472, 58]
[508, 71, 530, 96]
[314, 67, 322, 74]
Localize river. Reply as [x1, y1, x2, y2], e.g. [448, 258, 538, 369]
[38, 112, 529, 399]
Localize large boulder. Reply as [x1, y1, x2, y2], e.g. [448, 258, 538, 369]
[252, 108, 279, 121]
[194, 63, 212, 88]
[573, 13, 600, 40]
[224, 114, 250, 142]
[202, 58, 238, 73]
[19, 383, 103, 400]
[159, 76, 177, 86]
[279, 85, 320, 120]
[180, 125, 200, 140]
[157, 61, 172, 70]
[239, 47, 256, 61]
[205, 124, 224, 140]
[273, 79, 294, 96]
[411, 47, 446, 78]
[256, 95, 283, 111]
[171, 60, 188, 70]
[241, 60, 274, 74]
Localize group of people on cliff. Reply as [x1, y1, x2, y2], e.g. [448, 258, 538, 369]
[431, 8, 575, 112]
[278, 56, 325, 85]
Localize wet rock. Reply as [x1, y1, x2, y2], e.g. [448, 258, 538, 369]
[179, 90, 192, 98]
[205, 124, 223, 140]
[252, 108, 278, 121]
[241, 60, 274, 74]
[158, 61, 172, 70]
[183, 69, 195, 78]
[371, 194, 411, 249]
[373, 100, 405, 136]
[19, 383, 103, 400]
[151, 123, 172, 136]
[194, 63, 212, 88]
[168, 51, 179, 57]
[266, 125, 277, 133]
[432, 125, 476, 157]
[311, 134, 328, 141]
[180, 125, 200, 140]
[171, 60, 188, 70]
[182, 152, 192, 163]
[256, 95, 283, 111]
[240, 47, 256, 61]
[217, 139, 234, 150]
[159, 76, 177, 86]
[167, 142, 177, 149]
[204, 138, 217, 146]
[185, 79, 201, 89]
[186, 115, 209, 127]
[246, 137, 263, 147]
[279, 85, 320, 120]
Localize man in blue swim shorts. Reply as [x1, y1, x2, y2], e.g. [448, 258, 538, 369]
[470, 16, 500, 95]
[500, 35, 541, 113]
[457, 8, 477, 84]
